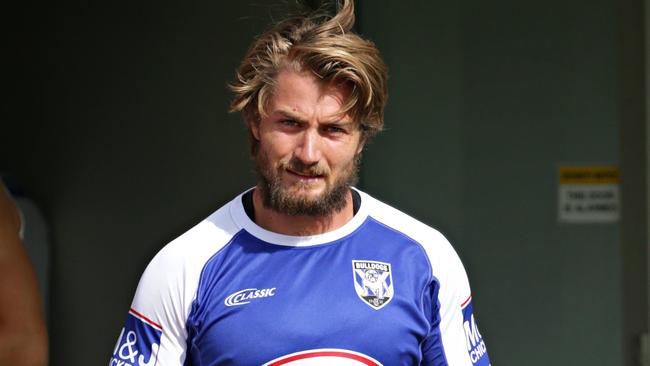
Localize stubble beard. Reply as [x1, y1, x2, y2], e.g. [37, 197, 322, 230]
[255, 151, 360, 217]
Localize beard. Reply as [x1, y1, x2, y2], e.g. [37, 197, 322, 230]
[255, 151, 360, 217]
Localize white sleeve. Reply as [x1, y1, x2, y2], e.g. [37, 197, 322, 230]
[421, 233, 490, 366]
[108, 206, 239, 366]
[109, 243, 191, 366]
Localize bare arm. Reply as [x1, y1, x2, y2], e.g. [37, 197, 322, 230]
[0, 183, 48, 366]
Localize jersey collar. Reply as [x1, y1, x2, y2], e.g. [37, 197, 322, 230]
[229, 187, 369, 247]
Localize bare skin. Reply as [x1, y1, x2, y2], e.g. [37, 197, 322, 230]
[0, 183, 48, 366]
[251, 69, 364, 236]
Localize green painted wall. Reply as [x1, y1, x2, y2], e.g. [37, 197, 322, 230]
[359, 0, 625, 365]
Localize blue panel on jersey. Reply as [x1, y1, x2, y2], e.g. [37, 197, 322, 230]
[110, 310, 162, 366]
[184, 220, 434, 365]
[462, 301, 490, 365]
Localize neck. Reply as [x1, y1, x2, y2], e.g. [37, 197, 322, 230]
[252, 187, 355, 236]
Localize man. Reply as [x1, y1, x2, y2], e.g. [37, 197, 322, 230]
[0, 181, 48, 366]
[111, 1, 490, 365]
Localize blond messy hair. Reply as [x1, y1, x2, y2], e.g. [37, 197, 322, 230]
[229, 0, 388, 148]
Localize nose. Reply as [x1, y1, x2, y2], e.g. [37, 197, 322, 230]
[294, 128, 322, 165]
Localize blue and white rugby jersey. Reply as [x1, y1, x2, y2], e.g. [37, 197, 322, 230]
[110, 188, 490, 366]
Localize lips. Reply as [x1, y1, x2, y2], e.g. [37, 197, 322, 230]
[286, 169, 325, 180]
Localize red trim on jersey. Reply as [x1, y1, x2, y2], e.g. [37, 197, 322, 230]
[129, 308, 163, 330]
[267, 350, 380, 366]
[460, 294, 472, 308]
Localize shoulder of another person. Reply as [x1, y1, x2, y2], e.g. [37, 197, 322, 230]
[0, 182, 22, 235]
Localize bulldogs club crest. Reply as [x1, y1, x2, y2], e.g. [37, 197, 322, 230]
[352, 260, 394, 310]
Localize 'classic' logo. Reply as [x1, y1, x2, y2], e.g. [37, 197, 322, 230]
[224, 287, 277, 306]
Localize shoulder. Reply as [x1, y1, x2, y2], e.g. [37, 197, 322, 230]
[358, 189, 466, 280]
[359, 190, 455, 258]
[149, 199, 241, 271]
[0, 182, 21, 235]
[132, 196, 243, 313]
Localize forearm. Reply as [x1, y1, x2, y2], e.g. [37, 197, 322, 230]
[0, 183, 48, 365]
[0, 253, 48, 366]
[0, 326, 48, 366]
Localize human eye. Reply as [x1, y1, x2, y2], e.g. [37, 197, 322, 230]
[279, 119, 300, 128]
[323, 124, 347, 135]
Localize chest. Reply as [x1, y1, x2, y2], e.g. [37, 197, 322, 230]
[185, 233, 432, 365]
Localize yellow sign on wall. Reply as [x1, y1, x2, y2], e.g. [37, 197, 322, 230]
[558, 165, 619, 223]
[559, 166, 619, 184]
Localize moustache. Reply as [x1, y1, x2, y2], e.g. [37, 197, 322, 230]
[281, 158, 330, 177]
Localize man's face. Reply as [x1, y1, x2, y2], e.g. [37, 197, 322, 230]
[251, 69, 364, 217]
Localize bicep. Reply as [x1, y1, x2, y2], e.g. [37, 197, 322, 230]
[420, 277, 472, 366]
[421, 249, 490, 366]
[110, 251, 190, 365]
[0, 186, 47, 365]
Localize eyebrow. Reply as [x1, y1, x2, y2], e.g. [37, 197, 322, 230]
[274, 109, 354, 126]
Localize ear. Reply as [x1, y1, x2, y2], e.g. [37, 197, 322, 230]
[248, 119, 260, 140]
[356, 134, 366, 155]
[356, 142, 365, 155]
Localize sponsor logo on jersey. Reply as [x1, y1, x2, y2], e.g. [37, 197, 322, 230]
[109, 309, 161, 366]
[352, 260, 394, 310]
[263, 348, 383, 366]
[224, 287, 276, 306]
[461, 297, 490, 365]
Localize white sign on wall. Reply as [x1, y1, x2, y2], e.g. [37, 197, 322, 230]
[558, 165, 620, 223]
